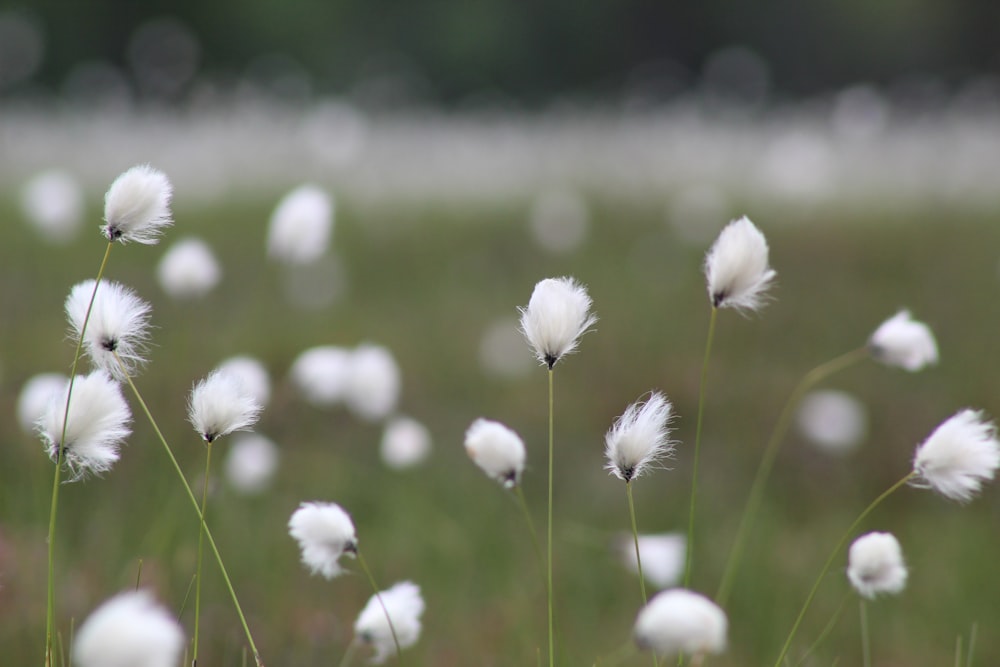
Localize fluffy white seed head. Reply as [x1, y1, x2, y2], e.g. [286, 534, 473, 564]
[344, 343, 401, 422]
[72, 590, 185, 667]
[217, 355, 272, 409]
[634, 588, 727, 658]
[17, 372, 68, 434]
[703, 216, 776, 312]
[188, 369, 262, 443]
[912, 409, 1000, 503]
[224, 433, 280, 495]
[380, 416, 432, 469]
[868, 310, 938, 372]
[605, 392, 674, 482]
[464, 418, 527, 488]
[267, 184, 334, 265]
[289, 345, 353, 407]
[354, 581, 425, 665]
[156, 237, 221, 299]
[21, 169, 84, 243]
[519, 276, 597, 368]
[847, 531, 908, 599]
[288, 501, 357, 579]
[796, 390, 868, 455]
[102, 164, 173, 244]
[65, 280, 152, 381]
[617, 533, 686, 590]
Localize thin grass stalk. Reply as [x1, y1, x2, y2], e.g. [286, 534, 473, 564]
[193, 443, 214, 665]
[966, 623, 977, 667]
[355, 549, 404, 665]
[954, 636, 962, 667]
[513, 485, 544, 584]
[792, 588, 850, 667]
[546, 368, 555, 667]
[859, 600, 870, 667]
[135, 559, 144, 591]
[626, 482, 659, 667]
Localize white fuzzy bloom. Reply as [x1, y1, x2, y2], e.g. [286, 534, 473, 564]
[797, 390, 868, 455]
[464, 418, 526, 488]
[912, 409, 1000, 503]
[288, 501, 357, 579]
[72, 590, 184, 667]
[868, 310, 938, 371]
[217, 355, 271, 409]
[703, 216, 776, 311]
[617, 533, 686, 590]
[519, 276, 597, 368]
[156, 237, 221, 299]
[188, 369, 262, 443]
[605, 392, 674, 482]
[267, 184, 334, 265]
[17, 373, 68, 434]
[354, 581, 425, 665]
[345, 344, 401, 422]
[289, 345, 353, 407]
[21, 169, 84, 243]
[65, 280, 152, 381]
[847, 532, 908, 599]
[102, 164, 173, 244]
[37, 371, 132, 480]
[380, 416, 432, 469]
[224, 433, 280, 495]
[634, 589, 727, 658]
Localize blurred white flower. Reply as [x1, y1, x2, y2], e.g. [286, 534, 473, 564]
[288, 501, 357, 579]
[20, 169, 84, 243]
[605, 392, 674, 482]
[65, 280, 152, 381]
[102, 164, 173, 244]
[156, 237, 221, 299]
[796, 390, 868, 455]
[217, 355, 271, 409]
[224, 433, 279, 494]
[868, 310, 938, 372]
[72, 590, 184, 667]
[464, 418, 526, 488]
[354, 581, 425, 665]
[267, 184, 333, 265]
[703, 216, 776, 312]
[17, 372, 68, 434]
[519, 276, 597, 368]
[345, 344, 400, 422]
[912, 409, 1000, 503]
[188, 369, 262, 443]
[617, 533, 686, 590]
[478, 316, 535, 379]
[289, 345, 352, 407]
[634, 588, 727, 658]
[380, 416, 431, 469]
[528, 189, 589, 254]
[847, 531, 907, 599]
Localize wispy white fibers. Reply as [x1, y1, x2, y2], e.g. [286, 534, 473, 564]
[345, 343, 401, 422]
[102, 164, 173, 244]
[224, 433, 279, 495]
[20, 169, 84, 243]
[72, 590, 184, 667]
[156, 237, 221, 299]
[847, 532, 908, 599]
[605, 391, 674, 482]
[519, 276, 597, 368]
[617, 533, 686, 590]
[703, 216, 776, 312]
[17, 373, 67, 434]
[912, 409, 1000, 503]
[380, 416, 432, 469]
[216, 355, 271, 409]
[65, 280, 152, 381]
[354, 581, 425, 664]
[464, 418, 526, 488]
[868, 310, 938, 371]
[634, 588, 727, 658]
[188, 369, 262, 443]
[289, 345, 352, 407]
[288, 501, 357, 579]
[267, 184, 333, 265]
[797, 389, 868, 455]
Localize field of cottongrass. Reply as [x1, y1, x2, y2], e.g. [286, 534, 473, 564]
[1, 149, 1000, 666]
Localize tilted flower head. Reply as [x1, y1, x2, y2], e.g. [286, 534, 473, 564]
[37, 371, 132, 480]
[847, 531, 908, 599]
[188, 369, 262, 443]
[703, 216, 776, 312]
[72, 590, 184, 667]
[66, 280, 152, 381]
[617, 532, 686, 590]
[289, 345, 353, 407]
[519, 276, 597, 368]
[912, 409, 1000, 503]
[634, 588, 727, 658]
[605, 391, 674, 482]
[267, 184, 334, 265]
[464, 418, 526, 488]
[156, 237, 221, 299]
[868, 310, 938, 372]
[102, 164, 173, 244]
[354, 581, 425, 665]
[345, 343, 401, 422]
[288, 501, 357, 579]
[17, 372, 68, 434]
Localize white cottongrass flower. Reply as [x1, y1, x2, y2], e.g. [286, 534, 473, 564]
[37, 371, 132, 479]
[617, 533, 686, 590]
[102, 164, 173, 244]
[224, 433, 280, 495]
[156, 237, 221, 299]
[20, 169, 84, 243]
[634, 588, 727, 658]
[847, 531, 908, 599]
[17, 372, 68, 434]
[354, 581, 425, 664]
[72, 590, 184, 667]
[519, 276, 597, 368]
[289, 345, 352, 407]
[217, 355, 272, 409]
[912, 409, 1000, 503]
[188, 369, 262, 443]
[65, 280, 152, 381]
[464, 418, 526, 488]
[703, 216, 776, 311]
[380, 416, 432, 469]
[797, 389, 868, 455]
[868, 310, 938, 371]
[345, 343, 401, 422]
[288, 501, 357, 579]
[605, 392, 674, 482]
[267, 184, 334, 265]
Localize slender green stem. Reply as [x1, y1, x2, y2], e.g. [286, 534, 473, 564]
[716, 346, 867, 606]
[513, 485, 545, 584]
[859, 600, 870, 667]
[792, 588, 850, 667]
[966, 623, 977, 667]
[771, 471, 915, 667]
[337, 638, 361, 667]
[135, 559, 144, 591]
[356, 550, 404, 665]
[546, 368, 555, 667]
[193, 443, 214, 665]
[626, 482, 658, 667]
[954, 636, 963, 667]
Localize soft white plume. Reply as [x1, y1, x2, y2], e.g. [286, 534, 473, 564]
[847, 531, 908, 599]
[703, 216, 776, 312]
[65, 279, 152, 381]
[156, 237, 221, 299]
[617, 533, 686, 590]
[344, 343, 401, 422]
[224, 433, 280, 495]
[267, 184, 334, 265]
[217, 355, 272, 409]
[634, 588, 727, 658]
[605, 391, 674, 482]
[797, 390, 868, 455]
[102, 164, 173, 244]
[519, 276, 597, 368]
[380, 416, 432, 469]
[354, 581, 425, 664]
[464, 418, 526, 488]
[868, 310, 938, 371]
[17, 373, 68, 434]
[72, 590, 185, 667]
[188, 369, 262, 443]
[288, 501, 357, 579]
[21, 169, 84, 243]
[912, 409, 1000, 503]
[289, 345, 353, 407]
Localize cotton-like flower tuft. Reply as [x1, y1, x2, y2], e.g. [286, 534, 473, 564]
[267, 184, 334, 265]
[188, 369, 262, 443]
[17, 372, 68, 434]
[634, 588, 727, 658]
[217, 355, 272, 409]
[703, 216, 776, 312]
[847, 531, 908, 599]
[289, 345, 353, 407]
[605, 392, 674, 482]
[797, 389, 868, 455]
[156, 237, 221, 299]
[616, 533, 686, 590]
[354, 581, 425, 665]
[911, 409, 1000, 503]
[72, 590, 184, 667]
[65, 280, 152, 381]
[464, 418, 527, 488]
[37, 371, 132, 480]
[21, 169, 84, 243]
[224, 433, 280, 495]
[380, 416, 432, 469]
[102, 164, 173, 244]
[344, 343, 401, 422]
[519, 276, 597, 368]
[288, 501, 357, 579]
[868, 310, 938, 372]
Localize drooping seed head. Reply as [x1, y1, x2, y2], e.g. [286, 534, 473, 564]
[464, 418, 527, 488]
[288, 501, 358, 579]
[912, 409, 1000, 503]
[868, 309, 938, 372]
[354, 581, 425, 665]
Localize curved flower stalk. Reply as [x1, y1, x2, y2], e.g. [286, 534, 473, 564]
[634, 589, 727, 664]
[288, 501, 358, 579]
[73, 590, 184, 667]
